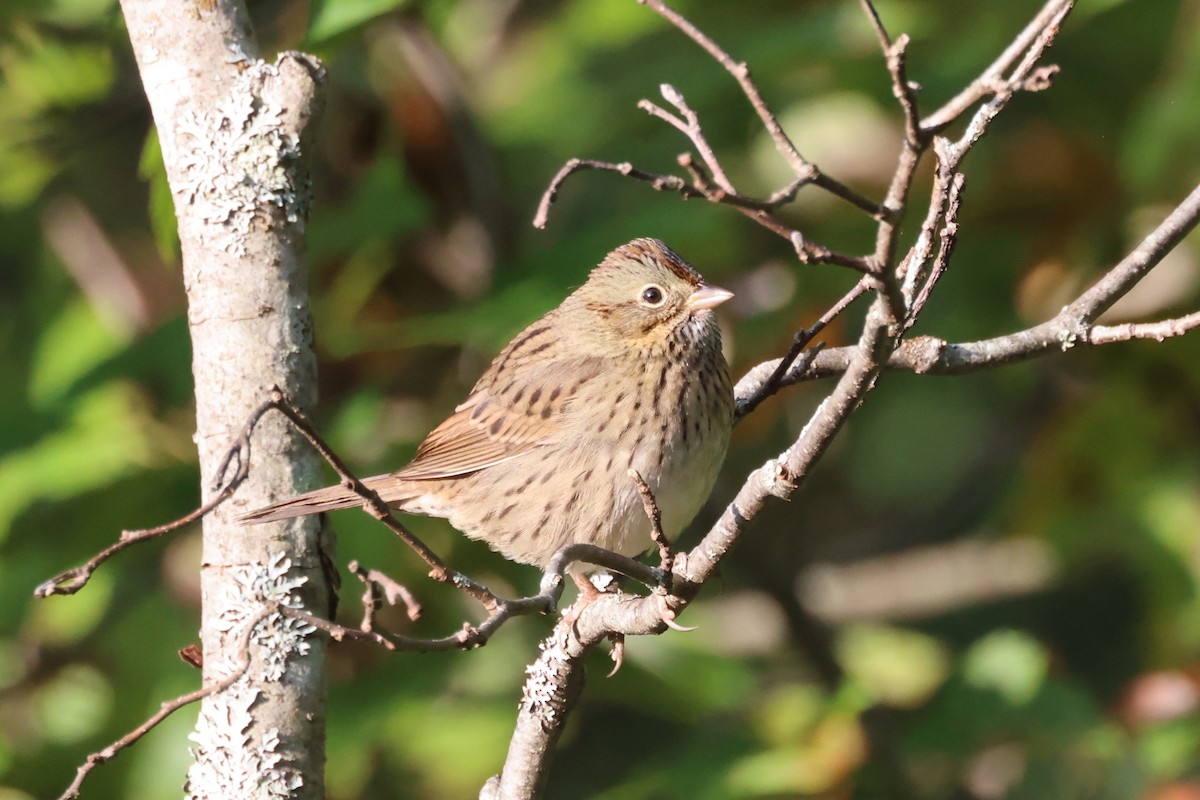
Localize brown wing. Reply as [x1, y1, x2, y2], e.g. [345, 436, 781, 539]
[393, 355, 603, 481]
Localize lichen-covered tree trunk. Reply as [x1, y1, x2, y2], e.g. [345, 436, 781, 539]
[119, 1, 331, 796]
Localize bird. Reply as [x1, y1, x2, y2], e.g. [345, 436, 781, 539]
[240, 238, 734, 573]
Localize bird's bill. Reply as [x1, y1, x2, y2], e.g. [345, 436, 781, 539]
[686, 284, 734, 311]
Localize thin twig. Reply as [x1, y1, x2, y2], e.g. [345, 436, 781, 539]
[861, 20, 925, 317]
[628, 470, 671, 585]
[736, 278, 870, 418]
[534, 158, 703, 228]
[859, 0, 891, 50]
[923, 0, 1075, 132]
[349, 560, 422, 627]
[639, 0, 884, 218]
[935, 1, 1073, 168]
[639, 0, 806, 178]
[904, 170, 965, 329]
[641, 82, 735, 192]
[1065, 180, 1200, 322]
[884, 34, 924, 150]
[34, 393, 284, 597]
[628, 470, 696, 636]
[1088, 312, 1200, 344]
[55, 608, 271, 800]
[35, 493, 224, 597]
[278, 534, 670, 654]
[262, 387, 504, 609]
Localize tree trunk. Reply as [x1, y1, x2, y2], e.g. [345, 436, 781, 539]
[119, 1, 331, 796]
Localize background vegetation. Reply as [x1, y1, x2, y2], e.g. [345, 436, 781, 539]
[2, 0, 1199, 797]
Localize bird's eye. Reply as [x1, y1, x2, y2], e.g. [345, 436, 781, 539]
[639, 285, 665, 306]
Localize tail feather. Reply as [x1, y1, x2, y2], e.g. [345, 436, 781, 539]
[239, 475, 395, 524]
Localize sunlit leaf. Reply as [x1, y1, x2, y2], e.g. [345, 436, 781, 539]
[307, 0, 409, 45]
[33, 664, 113, 744]
[1, 27, 113, 111]
[963, 629, 1050, 706]
[137, 127, 178, 264]
[838, 624, 950, 708]
[0, 384, 153, 539]
[28, 298, 127, 407]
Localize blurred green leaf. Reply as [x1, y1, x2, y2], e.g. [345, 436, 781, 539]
[838, 624, 951, 708]
[1, 27, 113, 111]
[38, 0, 116, 27]
[29, 298, 127, 408]
[307, 0, 409, 45]
[727, 713, 865, 796]
[1138, 716, 1200, 779]
[137, 128, 178, 264]
[0, 383, 152, 539]
[752, 684, 825, 745]
[33, 664, 112, 744]
[0, 141, 54, 208]
[963, 629, 1050, 706]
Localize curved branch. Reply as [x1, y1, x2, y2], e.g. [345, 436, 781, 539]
[735, 178, 1200, 398]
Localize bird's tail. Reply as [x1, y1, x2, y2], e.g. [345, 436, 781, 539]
[238, 475, 396, 525]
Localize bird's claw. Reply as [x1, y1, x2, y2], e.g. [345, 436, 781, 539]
[606, 634, 626, 677]
[657, 593, 696, 632]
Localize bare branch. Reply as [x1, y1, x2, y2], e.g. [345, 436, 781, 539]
[733, 178, 1200, 395]
[260, 387, 509, 609]
[858, 0, 892, 50]
[641, 83, 735, 193]
[1067, 181, 1200, 321]
[55, 608, 272, 800]
[639, 0, 807, 179]
[735, 277, 871, 417]
[534, 158, 704, 228]
[34, 393, 285, 597]
[638, 0, 884, 217]
[923, 0, 1075, 132]
[884, 34, 924, 150]
[628, 469, 671, 583]
[35, 491, 225, 598]
[533, 153, 874, 271]
[904, 170, 965, 328]
[934, 1, 1073, 168]
[349, 560, 422, 627]
[1088, 312, 1200, 345]
[484, 624, 585, 800]
[539, 543, 662, 596]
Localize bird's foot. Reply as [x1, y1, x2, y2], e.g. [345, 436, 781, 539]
[561, 571, 609, 631]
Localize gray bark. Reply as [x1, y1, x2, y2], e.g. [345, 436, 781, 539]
[118, 1, 331, 796]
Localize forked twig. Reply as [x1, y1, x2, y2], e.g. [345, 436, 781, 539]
[349, 560, 422, 627]
[922, 0, 1075, 132]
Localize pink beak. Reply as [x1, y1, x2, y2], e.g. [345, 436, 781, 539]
[686, 284, 734, 311]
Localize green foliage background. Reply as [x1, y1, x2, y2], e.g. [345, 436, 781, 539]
[2, 0, 1200, 797]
